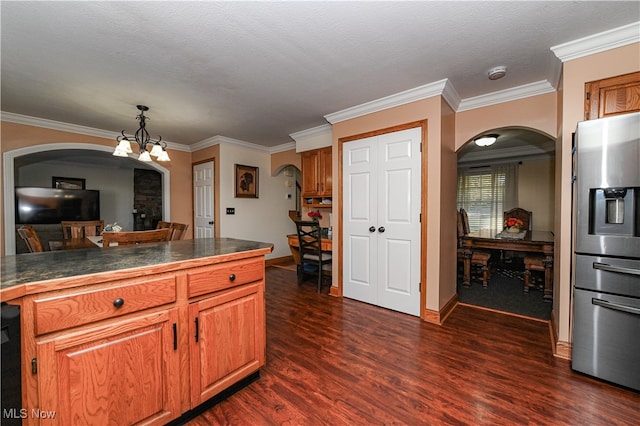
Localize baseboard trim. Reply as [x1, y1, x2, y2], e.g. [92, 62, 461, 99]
[457, 302, 549, 323]
[266, 255, 294, 267]
[550, 310, 572, 360]
[423, 293, 458, 325]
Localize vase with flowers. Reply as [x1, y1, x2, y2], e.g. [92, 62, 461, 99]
[307, 210, 322, 224]
[503, 217, 525, 233]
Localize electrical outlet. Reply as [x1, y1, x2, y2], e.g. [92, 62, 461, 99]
[226, 207, 235, 215]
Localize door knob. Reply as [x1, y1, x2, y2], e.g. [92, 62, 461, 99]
[369, 226, 376, 232]
[208, 221, 214, 225]
[378, 227, 385, 233]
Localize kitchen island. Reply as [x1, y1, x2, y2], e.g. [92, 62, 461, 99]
[1, 238, 273, 426]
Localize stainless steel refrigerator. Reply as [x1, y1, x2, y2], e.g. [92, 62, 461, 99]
[572, 112, 640, 391]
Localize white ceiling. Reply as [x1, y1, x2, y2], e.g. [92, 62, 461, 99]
[2, 1, 639, 149]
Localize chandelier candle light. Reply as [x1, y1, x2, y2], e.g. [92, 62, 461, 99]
[113, 105, 170, 162]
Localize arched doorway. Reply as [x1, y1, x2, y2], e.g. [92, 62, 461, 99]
[3, 143, 171, 254]
[456, 127, 556, 319]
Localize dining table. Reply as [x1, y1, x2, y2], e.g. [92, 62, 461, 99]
[460, 229, 554, 298]
[50, 235, 116, 250]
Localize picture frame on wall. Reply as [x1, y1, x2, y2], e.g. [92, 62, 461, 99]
[52, 176, 86, 190]
[234, 164, 259, 198]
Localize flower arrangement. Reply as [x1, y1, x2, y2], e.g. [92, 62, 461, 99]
[307, 211, 322, 222]
[503, 217, 524, 232]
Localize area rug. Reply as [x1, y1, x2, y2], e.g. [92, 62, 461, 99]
[457, 266, 551, 320]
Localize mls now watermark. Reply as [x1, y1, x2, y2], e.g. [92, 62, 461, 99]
[3, 408, 57, 419]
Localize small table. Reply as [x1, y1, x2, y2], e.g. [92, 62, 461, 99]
[461, 230, 554, 300]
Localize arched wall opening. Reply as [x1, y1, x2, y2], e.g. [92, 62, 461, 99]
[3, 143, 171, 255]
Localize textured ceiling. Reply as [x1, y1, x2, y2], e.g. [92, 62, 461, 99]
[1, 1, 639, 148]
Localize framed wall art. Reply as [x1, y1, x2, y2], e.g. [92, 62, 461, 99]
[234, 164, 259, 198]
[52, 176, 86, 190]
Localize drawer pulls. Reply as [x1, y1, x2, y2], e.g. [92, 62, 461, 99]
[229, 273, 236, 282]
[593, 262, 640, 276]
[113, 298, 125, 308]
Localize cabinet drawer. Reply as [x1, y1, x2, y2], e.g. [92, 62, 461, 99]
[188, 258, 264, 298]
[34, 275, 177, 335]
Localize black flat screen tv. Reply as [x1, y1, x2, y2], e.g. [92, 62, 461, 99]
[15, 187, 100, 224]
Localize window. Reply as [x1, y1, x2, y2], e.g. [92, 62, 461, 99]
[457, 164, 518, 233]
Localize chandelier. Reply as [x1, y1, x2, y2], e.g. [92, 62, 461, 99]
[113, 105, 170, 162]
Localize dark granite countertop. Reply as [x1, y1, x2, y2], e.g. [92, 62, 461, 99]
[1, 238, 273, 297]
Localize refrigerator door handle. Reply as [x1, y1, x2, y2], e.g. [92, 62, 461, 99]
[593, 262, 640, 276]
[592, 298, 640, 316]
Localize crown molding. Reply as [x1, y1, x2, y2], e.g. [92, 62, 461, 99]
[442, 79, 461, 111]
[324, 79, 449, 124]
[1, 111, 191, 152]
[551, 21, 640, 62]
[457, 81, 556, 112]
[289, 123, 332, 141]
[190, 134, 294, 154]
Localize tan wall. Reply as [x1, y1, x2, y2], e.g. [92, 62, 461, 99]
[518, 159, 555, 232]
[271, 148, 300, 176]
[456, 92, 557, 151]
[556, 42, 640, 347]
[439, 98, 458, 309]
[1, 122, 194, 255]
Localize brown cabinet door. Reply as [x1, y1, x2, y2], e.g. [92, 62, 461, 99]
[36, 309, 181, 426]
[189, 282, 265, 407]
[585, 71, 640, 120]
[319, 147, 332, 196]
[301, 150, 320, 196]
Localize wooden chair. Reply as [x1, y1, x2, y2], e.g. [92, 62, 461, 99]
[295, 220, 332, 292]
[503, 208, 532, 231]
[168, 222, 188, 240]
[61, 220, 104, 239]
[102, 228, 172, 247]
[17, 225, 44, 253]
[156, 221, 188, 240]
[458, 209, 492, 288]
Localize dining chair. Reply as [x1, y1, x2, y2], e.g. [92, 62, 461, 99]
[61, 220, 104, 239]
[503, 208, 532, 231]
[169, 222, 188, 240]
[295, 220, 332, 292]
[156, 221, 189, 240]
[458, 208, 492, 288]
[17, 225, 44, 253]
[101, 228, 172, 247]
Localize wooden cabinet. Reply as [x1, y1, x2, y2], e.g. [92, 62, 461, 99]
[36, 309, 181, 425]
[14, 249, 268, 426]
[585, 71, 640, 120]
[189, 282, 265, 406]
[301, 147, 332, 207]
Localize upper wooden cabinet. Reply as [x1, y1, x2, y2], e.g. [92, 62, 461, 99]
[585, 71, 640, 120]
[301, 147, 332, 207]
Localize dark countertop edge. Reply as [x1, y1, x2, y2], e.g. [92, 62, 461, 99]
[1, 243, 273, 303]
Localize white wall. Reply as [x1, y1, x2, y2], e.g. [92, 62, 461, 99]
[16, 161, 136, 230]
[218, 143, 297, 259]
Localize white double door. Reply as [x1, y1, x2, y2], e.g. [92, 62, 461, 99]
[342, 127, 421, 316]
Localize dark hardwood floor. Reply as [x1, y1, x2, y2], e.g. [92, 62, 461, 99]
[186, 267, 639, 425]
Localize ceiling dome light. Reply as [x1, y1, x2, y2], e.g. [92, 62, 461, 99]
[488, 66, 507, 80]
[474, 134, 499, 147]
